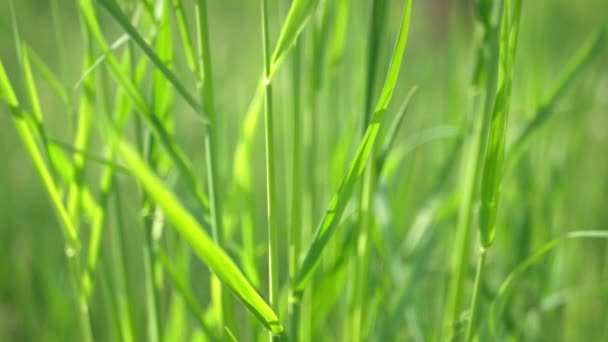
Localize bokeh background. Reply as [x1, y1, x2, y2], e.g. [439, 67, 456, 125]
[1, 0, 607, 340]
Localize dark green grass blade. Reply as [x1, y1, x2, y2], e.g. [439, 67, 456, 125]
[103, 121, 283, 335]
[24, 45, 70, 106]
[507, 28, 607, 166]
[95, 0, 206, 120]
[489, 230, 608, 331]
[158, 250, 215, 340]
[293, 0, 414, 296]
[79, 0, 210, 213]
[376, 86, 417, 173]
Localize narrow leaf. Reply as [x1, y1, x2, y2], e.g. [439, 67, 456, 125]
[104, 122, 283, 335]
[293, 0, 414, 296]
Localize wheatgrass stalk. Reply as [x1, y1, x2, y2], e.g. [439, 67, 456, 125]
[261, 0, 281, 339]
[465, 1, 522, 340]
[194, 0, 236, 336]
[288, 38, 303, 341]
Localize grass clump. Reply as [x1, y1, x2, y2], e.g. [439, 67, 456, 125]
[1, 0, 607, 341]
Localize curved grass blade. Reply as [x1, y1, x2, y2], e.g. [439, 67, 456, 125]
[507, 28, 607, 166]
[95, 0, 205, 120]
[0, 60, 93, 342]
[488, 230, 608, 332]
[292, 0, 414, 297]
[79, 0, 210, 214]
[103, 122, 283, 335]
[25, 45, 70, 106]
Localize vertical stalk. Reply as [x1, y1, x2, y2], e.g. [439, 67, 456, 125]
[194, 0, 235, 335]
[464, 247, 487, 341]
[261, 0, 280, 340]
[442, 1, 501, 338]
[288, 38, 302, 341]
[352, 0, 387, 339]
[464, 1, 522, 340]
[135, 24, 162, 340]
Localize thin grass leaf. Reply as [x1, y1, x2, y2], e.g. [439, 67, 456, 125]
[508, 28, 607, 166]
[103, 121, 283, 335]
[489, 230, 608, 331]
[376, 86, 417, 173]
[49, 139, 131, 175]
[158, 250, 215, 340]
[478, 0, 522, 248]
[270, 0, 320, 77]
[171, 0, 196, 71]
[74, 34, 130, 91]
[466, 2, 523, 340]
[67, 24, 96, 228]
[79, 0, 210, 214]
[24, 45, 70, 106]
[0, 60, 94, 341]
[95, 0, 205, 119]
[293, 0, 414, 296]
[0, 61, 78, 246]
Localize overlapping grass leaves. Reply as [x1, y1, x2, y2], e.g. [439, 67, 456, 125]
[292, 0, 414, 296]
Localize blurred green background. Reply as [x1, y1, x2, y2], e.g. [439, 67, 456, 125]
[1, 0, 607, 341]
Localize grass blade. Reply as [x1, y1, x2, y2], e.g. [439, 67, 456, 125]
[79, 0, 210, 215]
[270, 0, 320, 77]
[0, 60, 93, 342]
[292, 0, 414, 297]
[96, 0, 205, 120]
[103, 122, 283, 335]
[489, 230, 608, 332]
[507, 28, 607, 166]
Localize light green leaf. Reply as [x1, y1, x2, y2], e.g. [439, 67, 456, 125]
[95, 0, 205, 120]
[104, 122, 283, 335]
[293, 0, 414, 296]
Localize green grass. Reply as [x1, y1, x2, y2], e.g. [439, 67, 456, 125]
[1, 0, 608, 341]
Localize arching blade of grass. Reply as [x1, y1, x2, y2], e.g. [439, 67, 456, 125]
[24, 44, 69, 106]
[94, 0, 206, 120]
[507, 27, 607, 166]
[488, 230, 608, 333]
[0, 60, 93, 342]
[103, 122, 283, 335]
[79, 0, 210, 215]
[292, 0, 413, 297]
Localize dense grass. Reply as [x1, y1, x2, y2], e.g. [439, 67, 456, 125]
[1, 0, 607, 341]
